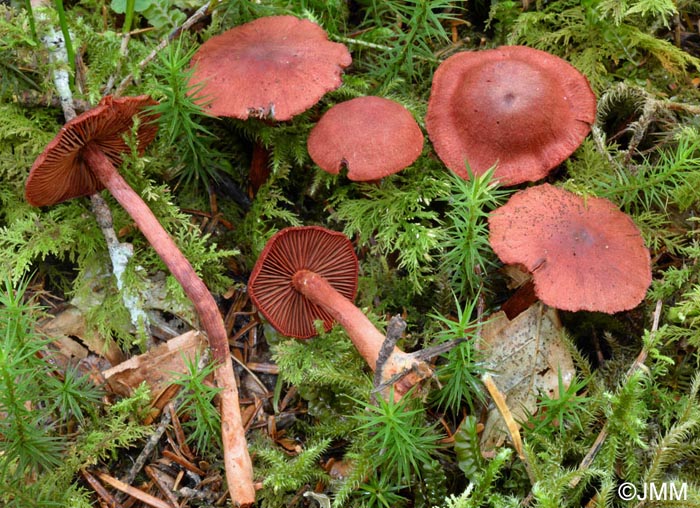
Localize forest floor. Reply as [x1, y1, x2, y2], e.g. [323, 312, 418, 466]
[2, 1, 700, 507]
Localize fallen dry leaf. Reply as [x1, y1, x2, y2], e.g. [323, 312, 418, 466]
[479, 302, 575, 449]
[39, 305, 124, 366]
[103, 330, 206, 404]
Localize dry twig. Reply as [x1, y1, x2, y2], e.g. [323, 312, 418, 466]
[114, 1, 220, 96]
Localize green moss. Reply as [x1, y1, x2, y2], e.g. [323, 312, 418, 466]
[3, 0, 700, 505]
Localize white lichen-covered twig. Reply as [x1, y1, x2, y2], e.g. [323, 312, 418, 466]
[90, 193, 151, 332]
[39, 19, 76, 119]
[33, 0, 150, 333]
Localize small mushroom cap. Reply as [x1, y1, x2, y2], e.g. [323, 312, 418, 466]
[26, 95, 159, 207]
[248, 226, 359, 339]
[189, 15, 352, 121]
[426, 46, 596, 186]
[488, 184, 651, 313]
[307, 96, 424, 181]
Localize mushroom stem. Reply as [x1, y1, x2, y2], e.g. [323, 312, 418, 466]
[83, 143, 255, 506]
[292, 269, 429, 395]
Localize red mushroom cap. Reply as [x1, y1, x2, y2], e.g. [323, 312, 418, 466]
[426, 46, 596, 186]
[189, 15, 352, 121]
[248, 226, 359, 338]
[307, 96, 424, 181]
[25, 95, 159, 207]
[488, 184, 651, 313]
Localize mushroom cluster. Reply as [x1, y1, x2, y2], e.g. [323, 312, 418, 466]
[188, 15, 352, 192]
[421, 46, 652, 310]
[25, 10, 655, 506]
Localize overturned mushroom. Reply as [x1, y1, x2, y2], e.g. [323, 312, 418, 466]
[488, 184, 651, 313]
[248, 226, 431, 396]
[426, 46, 596, 185]
[307, 96, 424, 181]
[25, 95, 255, 506]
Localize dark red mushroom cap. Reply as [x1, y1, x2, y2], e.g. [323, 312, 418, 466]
[248, 226, 359, 338]
[426, 46, 596, 186]
[189, 15, 352, 121]
[26, 95, 159, 207]
[307, 96, 424, 181]
[488, 184, 651, 313]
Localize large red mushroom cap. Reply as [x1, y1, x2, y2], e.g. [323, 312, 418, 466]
[426, 46, 596, 186]
[189, 15, 352, 121]
[248, 226, 359, 338]
[25, 95, 158, 207]
[307, 96, 424, 181]
[488, 184, 651, 313]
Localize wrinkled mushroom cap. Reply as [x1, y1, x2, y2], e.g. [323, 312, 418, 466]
[307, 96, 424, 181]
[426, 46, 596, 186]
[488, 184, 651, 313]
[26, 95, 159, 207]
[248, 226, 359, 338]
[189, 15, 352, 121]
